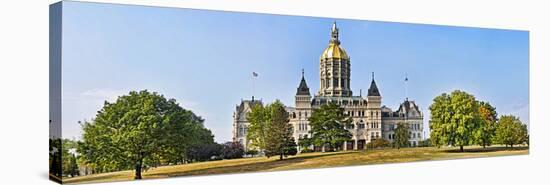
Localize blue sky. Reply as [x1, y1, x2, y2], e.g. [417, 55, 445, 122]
[61, 1, 529, 142]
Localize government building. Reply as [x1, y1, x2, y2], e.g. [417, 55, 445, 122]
[232, 22, 424, 151]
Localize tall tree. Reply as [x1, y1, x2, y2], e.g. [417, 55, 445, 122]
[247, 100, 297, 159]
[495, 115, 528, 148]
[308, 102, 352, 152]
[264, 100, 295, 159]
[78, 90, 212, 179]
[246, 103, 270, 151]
[474, 101, 498, 148]
[429, 90, 480, 152]
[393, 122, 410, 149]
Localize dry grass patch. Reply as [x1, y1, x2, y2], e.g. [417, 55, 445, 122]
[64, 146, 528, 184]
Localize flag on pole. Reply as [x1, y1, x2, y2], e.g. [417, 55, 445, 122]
[252, 72, 258, 77]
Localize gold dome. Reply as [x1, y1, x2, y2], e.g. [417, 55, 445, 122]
[320, 43, 349, 60]
[320, 22, 349, 60]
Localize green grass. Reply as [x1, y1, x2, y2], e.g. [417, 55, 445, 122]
[63, 146, 528, 184]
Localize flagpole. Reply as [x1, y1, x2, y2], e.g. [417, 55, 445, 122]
[405, 73, 408, 100]
[253, 74, 255, 100]
[252, 72, 257, 101]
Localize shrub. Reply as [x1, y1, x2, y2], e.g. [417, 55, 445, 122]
[367, 139, 391, 149]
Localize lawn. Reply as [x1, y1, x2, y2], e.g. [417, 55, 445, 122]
[63, 146, 528, 184]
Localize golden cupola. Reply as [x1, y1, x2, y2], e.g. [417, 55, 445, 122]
[320, 22, 349, 60]
[318, 22, 352, 97]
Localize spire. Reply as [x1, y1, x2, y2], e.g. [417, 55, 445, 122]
[297, 69, 310, 95]
[330, 21, 340, 45]
[368, 72, 380, 96]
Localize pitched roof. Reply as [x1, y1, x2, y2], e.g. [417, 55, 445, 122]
[368, 79, 380, 96]
[296, 71, 310, 95]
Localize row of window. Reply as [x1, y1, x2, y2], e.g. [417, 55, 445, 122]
[387, 132, 422, 140]
[293, 111, 381, 119]
[292, 111, 309, 119]
[345, 110, 379, 118]
[237, 126, 248, 137]
[298, 123, 308, 131]
[321, 78, 349, 89]
[411, 123, 421, 130]
[344, 121, 380, 130]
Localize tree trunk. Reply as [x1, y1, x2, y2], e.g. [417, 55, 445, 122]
[280, 153, 283, 160]
[511, 144, 513, 148]
[460, 145, 464, 152]
[135, 158, 143, 180]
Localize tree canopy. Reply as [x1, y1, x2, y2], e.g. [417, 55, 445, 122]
[429, 90, 480, 152]
[393, 122, 410, 149]
[77, 90, 214, 179]
[308, 102, 352, 152]
[495, 115, 528, 148]
[429, 90, 529, 152]
[474, 102, 498, 148]
[247, 100, 297, 159]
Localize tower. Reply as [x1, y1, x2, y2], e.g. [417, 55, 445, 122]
[367, 72, 382, 108]
[318, 22, 352, 97]
[295, 69, 312, 108]
[367, 72, 382, 140]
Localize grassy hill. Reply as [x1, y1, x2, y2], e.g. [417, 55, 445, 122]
[64, 146, 528, 184]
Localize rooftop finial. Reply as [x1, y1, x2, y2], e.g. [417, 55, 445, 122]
[330, 21, 339, 44]
[372, 72, 375, 80]
[302, 68, 305, 78]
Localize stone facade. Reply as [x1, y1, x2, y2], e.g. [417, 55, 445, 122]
[232, 22, 424, 151]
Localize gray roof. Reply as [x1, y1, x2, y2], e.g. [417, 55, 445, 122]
[296, 75, 310, 95]
[368, 79, 381, 96]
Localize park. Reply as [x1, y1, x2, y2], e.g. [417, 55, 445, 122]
[50, 89, 530, 184]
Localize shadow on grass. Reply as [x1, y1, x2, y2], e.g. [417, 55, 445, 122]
[444, 146, 529, 153]
[162, 152, 349, 178]
[63, 170, 132, 184]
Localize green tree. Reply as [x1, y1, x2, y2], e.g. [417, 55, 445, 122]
[265, 101, 296, 159]
[298, 135, 313, 153]
[495, 115, 528, 148]
[474, 102, 498, 148]
[308, 103, 352, 152]
[282, 137, 298, 158]
[246, 103, 270, 151]
[429, 90, 480, 152]
[247, 100, 297, 159]
[61, 139, 79, 177]
[78, 90, 212, 179]
[393, 123, 410, 149]
[49, 138, 62, 177]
